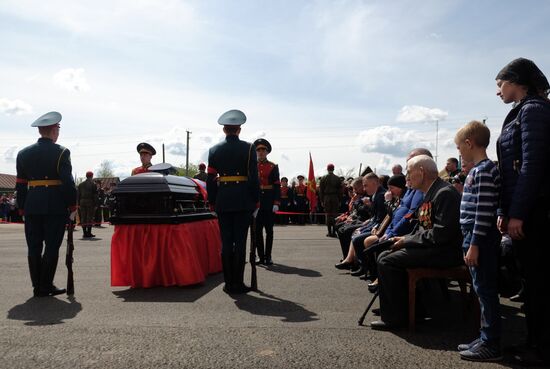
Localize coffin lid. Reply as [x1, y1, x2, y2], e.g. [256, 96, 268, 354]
[113, 172, 198, 194]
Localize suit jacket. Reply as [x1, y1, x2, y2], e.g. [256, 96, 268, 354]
[206, 135, 260, 213]
[16, 137, 77, 215]
[404, 177, 462, 250]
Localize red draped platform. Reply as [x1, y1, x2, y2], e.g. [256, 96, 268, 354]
[111, 219, 222, 288]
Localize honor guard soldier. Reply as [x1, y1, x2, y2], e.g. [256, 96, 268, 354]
[206, 110, 260, 294]
[193, 163, 208, 181]
[278, 177, 293, 225]
[131, 142, 156, 175]
[16, 112, 77, 297]
[78, 171, 98, 238]
[294, 175, 309, 224]
[319, 163, 342, 237]
[253, 138, 281, 265]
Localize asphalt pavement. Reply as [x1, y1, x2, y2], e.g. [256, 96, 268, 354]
[0, 222, 532, 368]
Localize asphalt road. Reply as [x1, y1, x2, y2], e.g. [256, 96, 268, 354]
[0, 222, 532, 368]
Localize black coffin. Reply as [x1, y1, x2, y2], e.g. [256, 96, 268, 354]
[109, 172, 215, 224]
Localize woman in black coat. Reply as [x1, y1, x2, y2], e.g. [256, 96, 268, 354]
[495, 58, 550, 366]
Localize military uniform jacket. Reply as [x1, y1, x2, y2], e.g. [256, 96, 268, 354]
[258, 159, 281, 210]
[16, 137, 77, 215]
[206, 135, 260, 213]
[193, 171, 208, 182]
[131, 163, 152, 176]
[319, 172, 341, 200]
[78, 179, 97, 207]
[403, 177, 462, 250]
[280, 186, 294, 207]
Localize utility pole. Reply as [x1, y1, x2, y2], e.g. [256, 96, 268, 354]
[162, 143, 165, 163]
[435, 120, 439, 165]
[185, 130, 191, 176]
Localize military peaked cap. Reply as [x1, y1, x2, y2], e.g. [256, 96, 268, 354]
[136, 142, 156, 155]
[253, 138, 272, 153]
[31, 111, 62, 127]
[218, 109, 247, 126]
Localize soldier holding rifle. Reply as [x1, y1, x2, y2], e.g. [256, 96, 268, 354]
[15, 112, 77, 297]
[206, 110, 260, 294]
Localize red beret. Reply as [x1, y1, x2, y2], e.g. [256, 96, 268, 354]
[86, 171, 93, 178]
[327, 163, 335, 171]
[198, 163, 206, 170]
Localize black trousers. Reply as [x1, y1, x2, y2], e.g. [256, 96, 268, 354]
[377, 245, 462, 325]
[24, 214, 66, 260]
[217, 211, 251, 257]
[512, 201, 550, 359]
[256, 209, 275, 260]
[336, 221, 362, 258]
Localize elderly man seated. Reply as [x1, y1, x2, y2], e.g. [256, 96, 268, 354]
[371, 155, 463, 330]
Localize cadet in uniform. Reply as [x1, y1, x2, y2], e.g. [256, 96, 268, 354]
[278, 177, 293, 225]
[206, 110, 260, 294]
[294, 175, 309, 224]
[253, 138, 281, 265]
[78, 171, 97, 238]
[319, 163, 342, 237]
[131, 142, 156, 175]
[193, 163, 208, 181]
[16, 112, 77, 297]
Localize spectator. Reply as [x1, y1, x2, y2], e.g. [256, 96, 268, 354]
[451, 159, 474, 193]
[455, 120, 502, 361]
[495, 57, 550, 366]
[439, 157, 460, 182]
[392, 164, 403, 176]
[371, 155, 463, 330]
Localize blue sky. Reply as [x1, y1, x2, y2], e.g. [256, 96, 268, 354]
[1, 0, 549, 179]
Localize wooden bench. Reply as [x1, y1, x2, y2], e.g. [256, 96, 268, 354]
[406, 265, 479, 332]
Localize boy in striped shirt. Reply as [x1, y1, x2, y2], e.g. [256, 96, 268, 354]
[455, 120, 502, 362]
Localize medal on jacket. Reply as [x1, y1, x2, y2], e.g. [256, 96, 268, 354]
[418, 202, 433, 229]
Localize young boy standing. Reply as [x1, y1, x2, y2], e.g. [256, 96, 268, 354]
[455, 120, 502, 362]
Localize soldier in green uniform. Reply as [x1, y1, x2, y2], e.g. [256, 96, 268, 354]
[206, 110, 260, 294]
[78, 171, 98, 238]
[319, 163, 342, 237]
[16, 111, 77, 297]
[193, 163, 208, 181]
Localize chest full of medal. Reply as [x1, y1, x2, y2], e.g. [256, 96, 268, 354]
[109, 172, 214, 224]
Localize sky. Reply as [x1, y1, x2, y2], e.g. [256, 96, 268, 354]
[1, 0, 549, 180]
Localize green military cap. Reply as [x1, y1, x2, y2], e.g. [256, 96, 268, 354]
[137, 142, 156, 155]
[31, 111, 62, 127]
[218, 109, 247, 126]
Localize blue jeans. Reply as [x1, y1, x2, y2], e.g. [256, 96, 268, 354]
[462, 228, 501, 345]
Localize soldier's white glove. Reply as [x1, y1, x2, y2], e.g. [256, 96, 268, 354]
[272, 205, 279, 213]
[252, 208, 259, 218]
[69, 210, 77, 221]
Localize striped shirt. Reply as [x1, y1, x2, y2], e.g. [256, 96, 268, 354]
[460, 158, 501, 246]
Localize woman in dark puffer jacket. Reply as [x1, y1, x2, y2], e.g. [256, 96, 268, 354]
[495, 57, 550, 366]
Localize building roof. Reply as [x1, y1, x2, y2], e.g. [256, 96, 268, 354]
[0, 173, 16, 191]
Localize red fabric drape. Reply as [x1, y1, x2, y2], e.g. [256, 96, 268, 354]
[111, 219, 222, 288]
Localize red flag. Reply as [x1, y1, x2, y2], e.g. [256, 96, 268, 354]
[306, 152, 317, 213]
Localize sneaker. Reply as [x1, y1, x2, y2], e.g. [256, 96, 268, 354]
[460, 341, 502, 362]
[457, 337, 481, 351]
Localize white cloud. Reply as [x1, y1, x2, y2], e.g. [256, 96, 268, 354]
[376, 155, 393, 173]
[281, 154, 290, 161]
[0, 98, 33, 115]
[53, 68, 90, 92]
[3, 146, 18, 163]
[165, 142, 186, 156]
[396, 105, 448, 123]
[357, 125, 431, 158]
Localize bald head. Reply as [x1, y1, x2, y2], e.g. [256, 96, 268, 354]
[407, 148, 433, 162]
[406, 155, 439, 192]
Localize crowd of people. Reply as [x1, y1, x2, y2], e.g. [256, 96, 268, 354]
[0, 192, 21, 222]
[321, 58, 550, 365]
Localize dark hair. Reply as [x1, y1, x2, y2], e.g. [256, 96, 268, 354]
[223, 125, 240, 135]
[496, 58, 549, 98]
[447, 157, 459, 166]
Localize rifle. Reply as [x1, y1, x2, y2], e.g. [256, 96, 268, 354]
[66, 222, 75, 295]
[249, 216, 258, 291]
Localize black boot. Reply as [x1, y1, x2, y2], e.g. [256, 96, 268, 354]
[27, 255, 41, 297]
[221, 252, 233, 293]
[265, 231, 273, 265]
[37, 256, 66, 297]
[231, 252, 250, 294]
[88, 226, 96, 238]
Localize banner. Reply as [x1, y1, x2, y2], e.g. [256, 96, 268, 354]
[306, 152, 317, 213]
